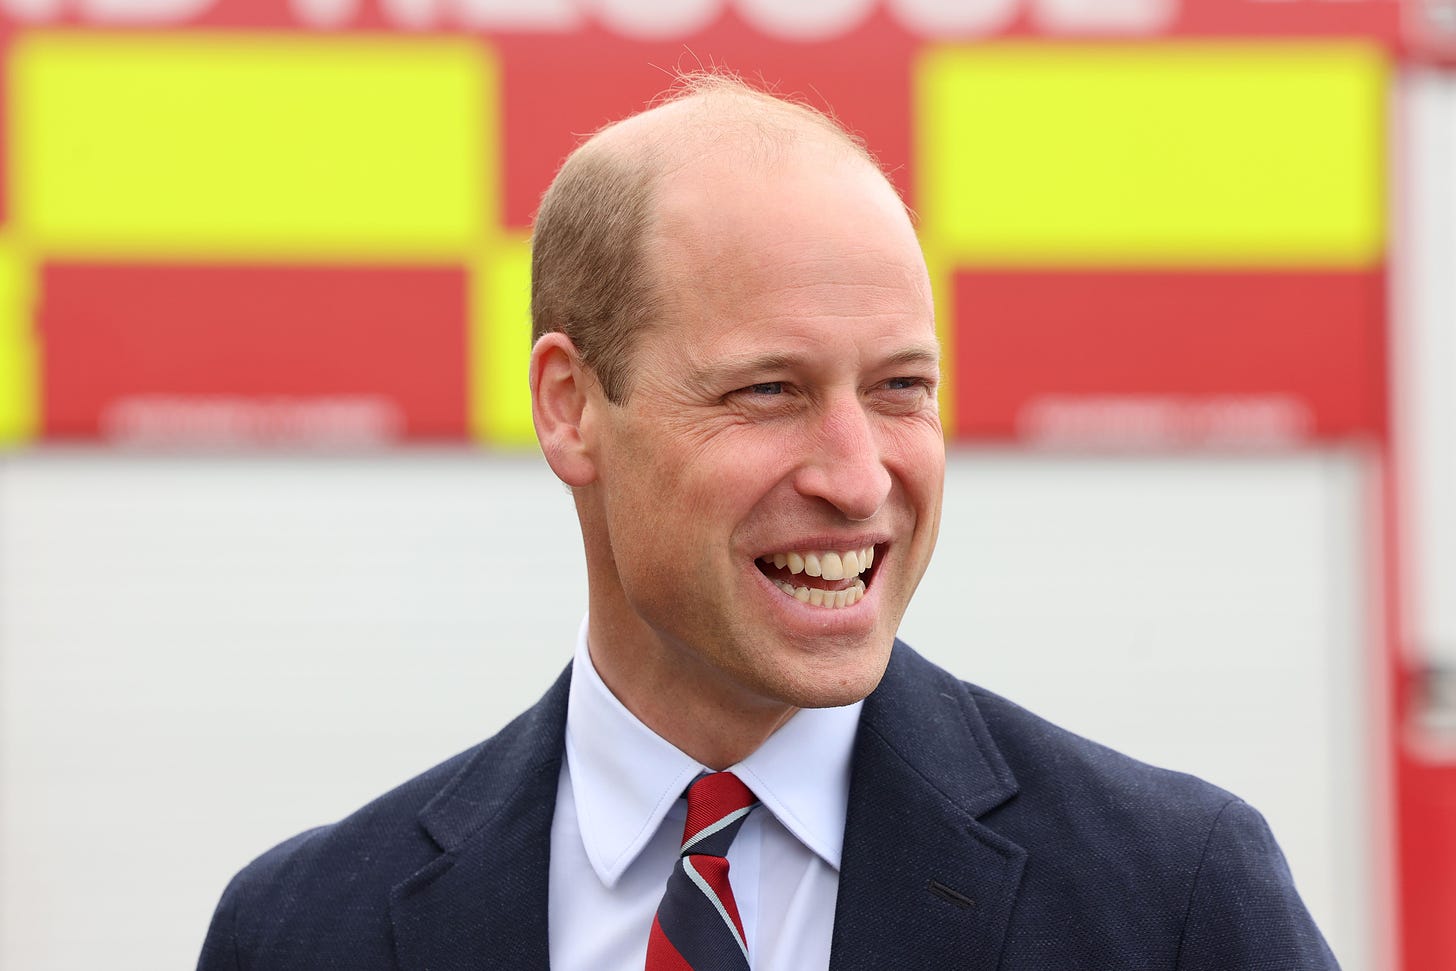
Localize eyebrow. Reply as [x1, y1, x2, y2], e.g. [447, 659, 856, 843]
[691, 343, 942, 386]
[881, 344, 943, 370]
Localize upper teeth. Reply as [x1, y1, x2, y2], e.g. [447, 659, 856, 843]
[763, 546, 875, 581]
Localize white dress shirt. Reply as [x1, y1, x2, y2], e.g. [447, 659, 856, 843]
[548, 619, 863, 970]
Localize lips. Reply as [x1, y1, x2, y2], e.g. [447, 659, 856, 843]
[756, 545, 876, 609]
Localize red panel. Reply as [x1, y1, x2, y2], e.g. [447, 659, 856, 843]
[1380, 437, 1456, 971]
[1398, 748, 1456, 969]
[495, 11, 917, 229]
[1387, 433, 1456, 970]
[0, 28, 9, 226]
[0, 1, 1399, 40]
[39, 263, 467, 443]
[1177, 0, 1397, 38]
[950, 268, 1386, 444]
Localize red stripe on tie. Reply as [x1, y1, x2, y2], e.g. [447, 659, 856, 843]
[682, 773, 756, 844]
[689, 854, 746, 944]
[645, 913, 694, 971]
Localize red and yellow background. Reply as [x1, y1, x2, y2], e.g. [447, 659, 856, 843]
[1, 1, 1451, 967]
[0, 0, 1398, 449]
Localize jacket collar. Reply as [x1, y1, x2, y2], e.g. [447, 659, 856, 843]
[386, 641, 1024, 970]
[829, 641, 1026, 970]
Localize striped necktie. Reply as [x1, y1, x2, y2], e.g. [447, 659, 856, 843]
[645, 772, 760, 970]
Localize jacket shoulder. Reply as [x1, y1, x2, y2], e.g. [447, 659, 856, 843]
[962, 682, 1337, 969]
[967, 682, 1237, 826]
[198, 666, 571, 970]
[198, 743, 480, 970]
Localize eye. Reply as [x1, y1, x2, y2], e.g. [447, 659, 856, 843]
[722, 381, 794, 410]
[883, 376, 933, 392]
[742, 382, 785, 396]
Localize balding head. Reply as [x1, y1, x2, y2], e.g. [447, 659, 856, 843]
[530, 74, 892, 403]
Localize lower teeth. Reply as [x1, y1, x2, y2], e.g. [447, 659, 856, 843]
[773, 578, 866, 608]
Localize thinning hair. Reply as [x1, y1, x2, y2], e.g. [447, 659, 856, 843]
[529, 73, 884, 403]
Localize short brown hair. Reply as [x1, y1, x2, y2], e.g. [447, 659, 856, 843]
[529, 73, 879, 404]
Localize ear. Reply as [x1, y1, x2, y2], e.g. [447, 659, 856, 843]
[530, 331, 599, 487]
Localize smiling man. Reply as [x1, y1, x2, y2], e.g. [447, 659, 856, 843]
[199, 76, 1338, 970]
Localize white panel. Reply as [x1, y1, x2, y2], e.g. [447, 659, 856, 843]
[0, 452, 585, 970]
[0, 450, 1377, 968]
[1399, 69, 1456, 666]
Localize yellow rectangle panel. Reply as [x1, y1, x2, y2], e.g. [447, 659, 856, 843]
[0, 241, 38, 445]
[917, 43, 1387, 265]
[472, 236, 536, 448]
[12, 34, 493, 258]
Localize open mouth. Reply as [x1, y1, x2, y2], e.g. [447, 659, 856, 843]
[754, 545, 876, 609]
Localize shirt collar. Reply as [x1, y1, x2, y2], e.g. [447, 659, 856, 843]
[564, 616, 863, 888]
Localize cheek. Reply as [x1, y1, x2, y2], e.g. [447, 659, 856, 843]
[882, 423, 946, 485]
[604, 431, 749, 539]
[687, 425, 799, 494]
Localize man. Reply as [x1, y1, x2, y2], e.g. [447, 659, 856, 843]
[199, 76, 1338, 970]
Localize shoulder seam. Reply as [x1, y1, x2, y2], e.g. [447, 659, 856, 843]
[1171, 796, 1243, 971]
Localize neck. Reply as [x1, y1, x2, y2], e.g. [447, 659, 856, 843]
[585, 617, 797, 770]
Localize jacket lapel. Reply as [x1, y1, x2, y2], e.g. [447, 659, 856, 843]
[388, 667, 571, 970]
[830, 643, 1026, 970]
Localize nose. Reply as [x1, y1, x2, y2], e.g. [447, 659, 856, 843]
[792, 399, 892, 522]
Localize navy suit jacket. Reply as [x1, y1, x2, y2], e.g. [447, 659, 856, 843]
[199, 641, 1339, 969]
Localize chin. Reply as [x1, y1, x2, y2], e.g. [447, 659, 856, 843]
[763, 648, 893, 710]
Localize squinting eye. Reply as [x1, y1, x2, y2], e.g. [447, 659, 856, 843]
[745, 382, 784, 395]
[884, 377, 928, 391]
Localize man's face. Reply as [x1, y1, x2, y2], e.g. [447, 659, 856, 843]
[580, 150, 944, 717]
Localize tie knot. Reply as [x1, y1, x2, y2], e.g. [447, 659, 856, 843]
[680, 771, 758, 857]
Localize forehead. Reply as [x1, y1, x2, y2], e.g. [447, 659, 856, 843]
[651, 144, 915, 258]
[641, 150, 934, 354]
